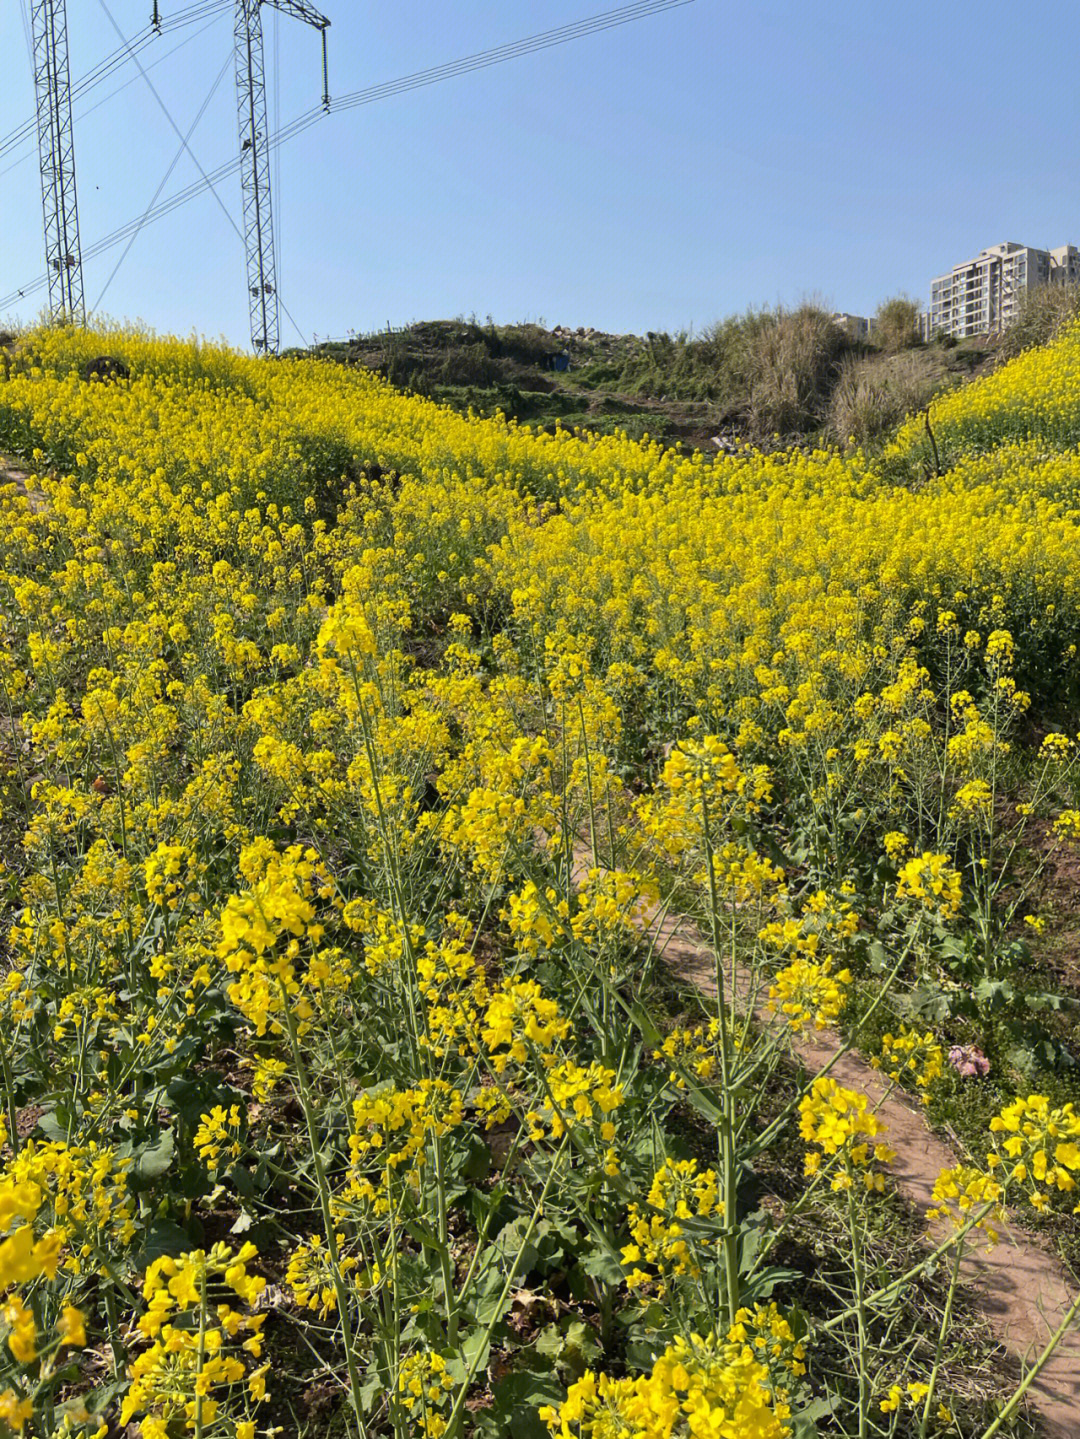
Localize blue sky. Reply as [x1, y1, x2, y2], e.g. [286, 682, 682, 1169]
[1, 1, 1078, 349]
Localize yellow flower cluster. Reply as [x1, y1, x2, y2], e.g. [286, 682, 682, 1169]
[870, 1026, 945, 1104]
[482, 978, 571, 1073]
[987, 1094, 1080, 1212]
[217, 841, 341, 1036]
[727, 1303, 807, 1382]
[654, 1019, 721, 1088]
[441, 734, 556, 882]
[527, 1060, 624, 1147]
[144, 840, 199, 911]
[396, 1349, 457, 1438]
[1052, 808, 1080, 842]
[1, 1140, 136, 1269]
[505, 879, 569, 955]
[925, 1097, 1079, 1237]
[0, 1176, 91, 1430]
[621, 1159, 721, 1295]
[539, 1330, 792, 1439]
[570, 867, 659, 947]
[284, 1232, 357, 1318]
[879, 1379, 951, 1425]
[123, 1243, 267, 1437]
[798, 1079, 894, 1191]
[927, 1164, 1006, 1244]
[758, 888, 860, 962]
[948, 778, 993, 822]
[894, 853, 963, 921]
[193, 1106, 243, 1179]
[766, 956, 852, 1034]
[637, 738, 773, 870]
[0, 1181, 61, 1290]
[340, 1081, 466, 1214]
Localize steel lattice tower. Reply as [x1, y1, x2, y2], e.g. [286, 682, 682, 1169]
[31, 0, 85, 325]
[235, 0, 329, 354]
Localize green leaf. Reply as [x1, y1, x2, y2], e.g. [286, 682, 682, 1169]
[402, 1214, 442, 1250]
[137, 1217, 191, 1264]
[559, 1320, 599, 1373]
[580, 1247, 624, 1286]
[1024, 990, 1065, 1013]
[626, 1002, 662, 1048]
[486, 1369, 563, 1439]
[36, 1109, 68, 1143]
[905, 983, 952, 1022]
[624, 1335, 663, 1367]
[975, 977, 1015, 1011]
[464, 1328, 491, 1368]
[745, 1264, 804, 1299]
[359, 1366, 383, 1414]
[133, 1128, 175, 1185]
[789, 1394, 838, 1437]
[164, 1073, 245, 1128]
[230, 1163, 255, 1199]
[736, 1214, 765, 1275]
[866, 939, 890, 974]
[447, 1326, 491, 1380]
[494, 1215, 547, 1277]
[535, 1324, 564, 1359]
[458, 1131, 493, 1181]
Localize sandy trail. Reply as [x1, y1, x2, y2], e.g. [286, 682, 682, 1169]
[0, 454, 46, 512]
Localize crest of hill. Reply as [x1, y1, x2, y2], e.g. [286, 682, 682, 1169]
[293, 306, 1000, 454]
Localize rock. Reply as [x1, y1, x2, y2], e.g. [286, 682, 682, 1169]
[84, 355, 130, 383]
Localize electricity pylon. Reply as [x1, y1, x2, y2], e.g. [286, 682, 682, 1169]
[235, 0, 329, 353]
[30, 0, 85, 325]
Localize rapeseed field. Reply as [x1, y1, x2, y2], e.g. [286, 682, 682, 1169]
[0, 321, 1078, 1437]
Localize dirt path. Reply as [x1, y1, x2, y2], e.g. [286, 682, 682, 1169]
[0, 453, 46, 512]
[635, 890, 1080, 1438]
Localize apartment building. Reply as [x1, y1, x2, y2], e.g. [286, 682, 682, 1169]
[831, 312, 876, 342]
[924, 242, 1080, 340]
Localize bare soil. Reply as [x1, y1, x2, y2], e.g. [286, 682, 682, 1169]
[0, 454, 45, 511]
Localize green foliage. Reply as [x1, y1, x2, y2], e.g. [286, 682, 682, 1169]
[873, 296, 921, 352]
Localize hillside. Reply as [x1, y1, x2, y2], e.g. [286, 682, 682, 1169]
[2, 320, 1080, 1437]
[297, 311, 1000, 452]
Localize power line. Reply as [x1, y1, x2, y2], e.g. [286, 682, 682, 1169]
[0, 15, 229, 183]
[331, 0, 695, 112]
[1, 0, 695, 315]
[89, 48, 233, 318]
[95, 0, 243, 247]
[17, 0, 35, 74]
[0, 2, 230, 162]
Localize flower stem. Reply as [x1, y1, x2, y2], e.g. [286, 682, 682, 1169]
[279, 983, 369, 1439]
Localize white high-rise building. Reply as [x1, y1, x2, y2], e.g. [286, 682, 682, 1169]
[924, 242, 1080, 340]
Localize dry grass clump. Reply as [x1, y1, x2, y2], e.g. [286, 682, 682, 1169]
[740, 304, 846, 440]
[996, 282, 1080, 362]
[827, 348, 949, 448]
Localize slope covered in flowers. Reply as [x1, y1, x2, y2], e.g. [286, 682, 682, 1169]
[0, 322, 1078, 1437]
